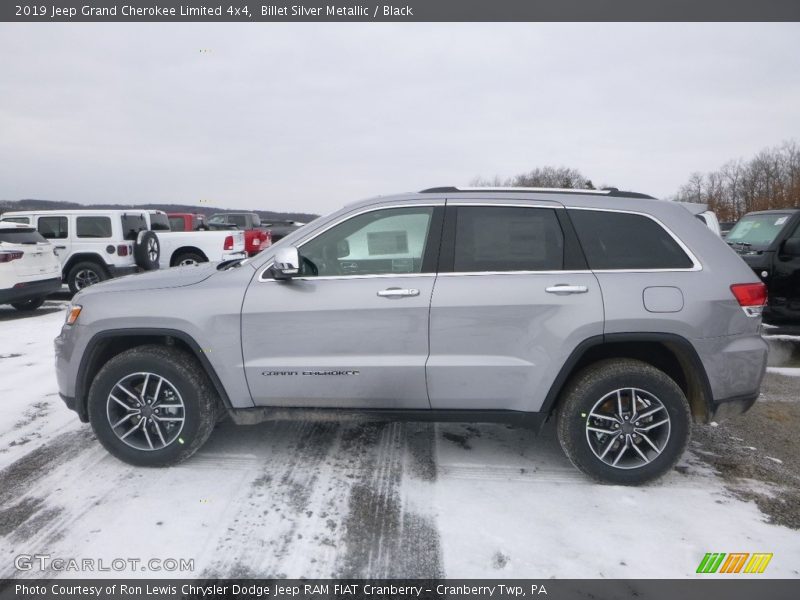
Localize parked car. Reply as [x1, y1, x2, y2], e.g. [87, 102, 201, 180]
[720, 221, 736, 237]
[55, 186, 767, 485]
[260, 219, 306, 242]
[167, 213, 208, 232]
[726, 208, 800, 324]
[0, 222, 62, 310]
[1, 210, 245, 292]
[207, 212, 272, 257]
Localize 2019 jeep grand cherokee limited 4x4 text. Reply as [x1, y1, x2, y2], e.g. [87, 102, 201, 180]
[54, 187, 768, 485]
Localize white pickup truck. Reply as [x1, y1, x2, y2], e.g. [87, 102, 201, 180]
[0, 209, 246, 293]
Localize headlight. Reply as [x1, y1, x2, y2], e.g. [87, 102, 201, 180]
[66, 305, 82, 325]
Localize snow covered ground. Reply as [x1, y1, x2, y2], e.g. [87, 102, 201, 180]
[0, 302, 798, 579]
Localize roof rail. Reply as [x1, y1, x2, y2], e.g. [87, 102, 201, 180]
[418, 186, 655, 199]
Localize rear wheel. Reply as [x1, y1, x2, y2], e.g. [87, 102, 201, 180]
[556, 358, 691, 485]
[67, 261, 107, 293]
[172, 251, 206, 267]
[11, 296, 45, 311]
[87, 345, 220, 467]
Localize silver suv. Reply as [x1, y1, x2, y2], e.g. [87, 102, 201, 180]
[55, 187, 768, 484]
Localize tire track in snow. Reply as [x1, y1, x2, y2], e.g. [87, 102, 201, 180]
[336, 422, 442, 578]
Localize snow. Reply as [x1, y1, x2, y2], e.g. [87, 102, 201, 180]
[767, 367, 800, 377]
[1, 304, 799, 579]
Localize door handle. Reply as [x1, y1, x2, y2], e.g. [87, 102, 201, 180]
[55, 245, 66, 249]
[545, 284, 589, 295]
[377, 287, 420, 298]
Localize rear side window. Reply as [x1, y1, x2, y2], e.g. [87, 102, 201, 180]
[168, 216, 186, 231]
[37, 216, 68, 239]
[76, 216, 112, 239]
[0, 228, 47, 244]
[228, 215, 247, 228]
[454, 206, 564, 272]
[569, 210, 694, 270]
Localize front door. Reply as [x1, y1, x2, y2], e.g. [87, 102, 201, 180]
[772, 217, 800, 319]
[241, 203, 444, 409]
[427, 202, 604, 412]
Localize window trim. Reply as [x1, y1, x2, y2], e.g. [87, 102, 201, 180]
[565, 206, 702, 273]
[258, 203, 444, 282]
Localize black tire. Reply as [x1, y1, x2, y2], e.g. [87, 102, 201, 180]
[556, 358, 691, 485]
[11, 296, 46, 311]
[172, 251, 206, 267]
[134, 230, 160, 271]
[87, 345, 220, 467]
[67, 261, 108, 294]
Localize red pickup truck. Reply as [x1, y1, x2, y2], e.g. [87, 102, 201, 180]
[207, 212, 272, 257]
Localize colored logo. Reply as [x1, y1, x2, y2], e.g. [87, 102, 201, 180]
[696, 552, 773, 574]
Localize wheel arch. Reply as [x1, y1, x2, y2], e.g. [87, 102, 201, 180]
[542, 333, 713, 423]
[74, 328, 232, 422]
[62, 253, 110, 279]
[170, 247, 208, 266]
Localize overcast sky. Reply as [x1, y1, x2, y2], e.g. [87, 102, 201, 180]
[1, 23, 799, 215]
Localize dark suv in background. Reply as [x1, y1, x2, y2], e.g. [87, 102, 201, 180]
[727, 208, 800, 324]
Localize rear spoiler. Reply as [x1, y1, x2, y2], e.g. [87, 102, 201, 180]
[676, 201, 709, 216]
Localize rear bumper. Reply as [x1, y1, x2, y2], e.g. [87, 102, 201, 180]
[0, 277, 61, 304]
[709, 392, 759, 421]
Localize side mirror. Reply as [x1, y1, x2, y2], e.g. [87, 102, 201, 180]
[270, 246, 301, 280]
[782, 238, 800, 256]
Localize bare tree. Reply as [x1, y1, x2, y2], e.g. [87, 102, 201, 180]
[471, 166, 594, 189]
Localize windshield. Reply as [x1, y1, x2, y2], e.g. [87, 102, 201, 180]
[727, 213, 791, 247]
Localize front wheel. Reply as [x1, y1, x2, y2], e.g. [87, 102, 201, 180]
[87, 345, 220, 466]
[556, 358, 691, 485]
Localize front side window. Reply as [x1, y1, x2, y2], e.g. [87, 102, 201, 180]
[569, 210, 694, 270]
[37, 216, 68, 239]
[454, 206, 565, 272]
[76, 216, 112, 239]
[299, 207, 434, 277]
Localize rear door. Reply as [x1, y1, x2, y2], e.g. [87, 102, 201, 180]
[427, 200, 603, 412]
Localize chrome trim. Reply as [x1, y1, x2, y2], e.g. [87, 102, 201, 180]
[446, 201, 564, 208]
[545, 285, 589, 294]
[448, 187, 611, 195]
[565, 205, 703, 272]
[259, 266, 436, 283]
[436, 270, 593, 277]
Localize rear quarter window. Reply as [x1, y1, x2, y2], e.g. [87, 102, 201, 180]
[76, 216, 112, 239]
[569, 210, 694, 270]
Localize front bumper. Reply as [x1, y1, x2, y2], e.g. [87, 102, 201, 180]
[0, 277, 61, 304]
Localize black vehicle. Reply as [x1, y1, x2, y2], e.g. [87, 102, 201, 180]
[260, 219, 305, 242]
[727, 209, 800, 324]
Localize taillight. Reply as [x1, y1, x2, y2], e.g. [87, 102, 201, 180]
[117, 244, 129, 256]
[224, 235, 233, 250]
[0, 251, 23, 263]
[730, 282, 767, 317]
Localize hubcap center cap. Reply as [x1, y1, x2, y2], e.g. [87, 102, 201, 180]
[621, 422, 635, 434]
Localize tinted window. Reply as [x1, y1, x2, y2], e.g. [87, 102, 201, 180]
[121, 214, 147, 241]
[228, 215, 247, 228]
[2, 216, 30, 224]
[76, 216, 112, 238]
[300, 207, 434, 277]
[37, 216, 68, 239]
[168, 216, 186, 231]
[454, 207, 564, 272]
[149, 212, 171, 231]
[0, 228, 47, 244]
[570, 210, 693, 270]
